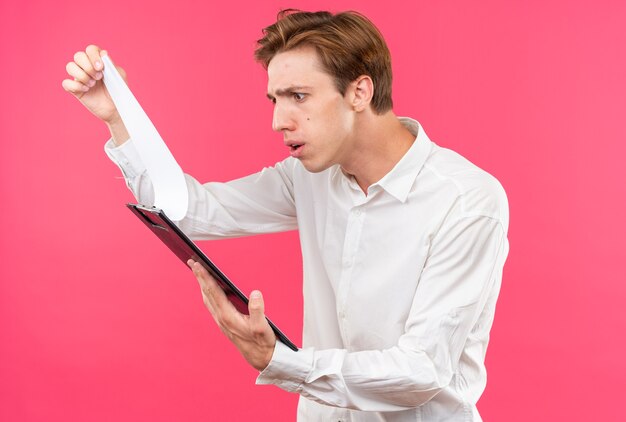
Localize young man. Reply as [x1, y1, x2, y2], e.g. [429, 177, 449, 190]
[63, 10, 509, 422]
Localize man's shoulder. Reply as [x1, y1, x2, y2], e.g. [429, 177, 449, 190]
[422, 145, 508, 225]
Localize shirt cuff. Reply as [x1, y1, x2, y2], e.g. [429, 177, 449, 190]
[103, 137, 147, 179]
[255, 341, 313, 393]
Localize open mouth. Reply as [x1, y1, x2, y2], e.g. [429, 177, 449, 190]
[290, 144, 303, 151]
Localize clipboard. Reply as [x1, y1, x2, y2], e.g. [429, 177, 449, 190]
[127, 203, 298, 352]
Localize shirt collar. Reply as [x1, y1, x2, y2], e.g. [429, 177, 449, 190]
[373, 117, 433, 203]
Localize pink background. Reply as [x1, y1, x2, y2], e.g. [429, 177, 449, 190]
[1, 0, 625, 420]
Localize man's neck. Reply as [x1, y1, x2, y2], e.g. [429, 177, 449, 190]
[340, 112, 415, 194]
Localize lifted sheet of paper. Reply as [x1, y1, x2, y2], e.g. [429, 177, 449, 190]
[102, 55, 188, 221]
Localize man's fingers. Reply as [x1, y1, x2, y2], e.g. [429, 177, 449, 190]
[247, 290, 276, 366]
[188, 260, 229, 312]
[187, 260, 276, 368]
[65, 61, 91, 85]
[73, 50, 100, 80]
[248, 290, 267, 335]
[85, 44, 103, 73]
[61, 78, 89, 94]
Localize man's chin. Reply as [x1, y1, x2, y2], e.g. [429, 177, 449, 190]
[300, 159, 332, 174]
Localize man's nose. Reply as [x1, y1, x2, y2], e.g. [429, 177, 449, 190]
[272, 104, 295, 132]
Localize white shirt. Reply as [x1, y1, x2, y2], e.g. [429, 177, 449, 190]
[106, 118, 509, 421]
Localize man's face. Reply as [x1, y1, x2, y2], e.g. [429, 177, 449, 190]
[267, 46, 357, 173]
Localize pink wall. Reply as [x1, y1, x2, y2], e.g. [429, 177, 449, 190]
[1, 0, 625, 420]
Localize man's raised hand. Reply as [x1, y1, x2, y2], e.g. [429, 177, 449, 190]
[62, 45, 129, 144]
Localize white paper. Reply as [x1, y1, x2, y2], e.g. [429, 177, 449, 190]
[101, 55, 188, 221]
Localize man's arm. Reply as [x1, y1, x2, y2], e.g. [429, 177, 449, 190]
[60, 43, 299, 237]
[105, 136, 299, 237]
[64, 46, 299, 366]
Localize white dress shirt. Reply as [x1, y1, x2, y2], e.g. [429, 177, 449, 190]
[105, 118, 509, 421]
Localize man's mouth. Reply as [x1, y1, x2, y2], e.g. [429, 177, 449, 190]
[286, 142, 305, 158]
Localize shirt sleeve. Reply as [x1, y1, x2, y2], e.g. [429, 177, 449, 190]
[257, 206, 509, 412]
[104, 138, 299, 238]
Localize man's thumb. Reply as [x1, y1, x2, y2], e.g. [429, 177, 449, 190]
[249, 290, 265, 327]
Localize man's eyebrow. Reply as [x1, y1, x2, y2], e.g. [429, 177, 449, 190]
[267, 86, 312, 100]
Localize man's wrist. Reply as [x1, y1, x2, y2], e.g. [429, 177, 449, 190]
[105, 113, 130, 146]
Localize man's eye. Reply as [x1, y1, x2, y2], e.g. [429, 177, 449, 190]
[293, 93, 305, 101]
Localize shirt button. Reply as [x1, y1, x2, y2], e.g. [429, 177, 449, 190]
[354, 209, 362, 216]
[343, 259, 352, 267]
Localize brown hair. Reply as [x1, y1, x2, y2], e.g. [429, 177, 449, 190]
[255, 10, 393, 114]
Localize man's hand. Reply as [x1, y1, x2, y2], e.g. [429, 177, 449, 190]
[188, 260, 276, 371]
[62, 45, 129, 145]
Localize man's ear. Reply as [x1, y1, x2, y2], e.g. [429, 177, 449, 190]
[351, 75, 374, 112]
